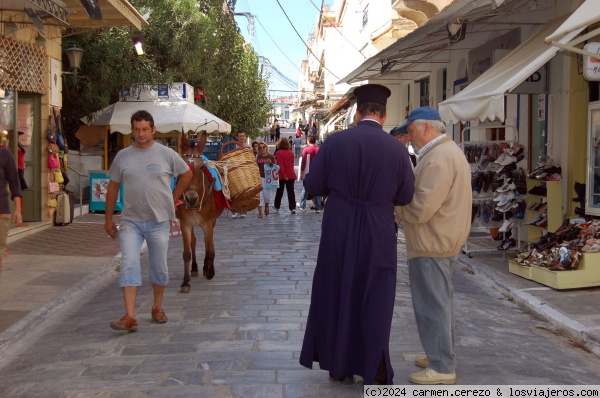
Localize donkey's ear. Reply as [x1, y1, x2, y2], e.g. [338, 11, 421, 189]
[181, 133, 191, 152]
[196, 131, 208, 154]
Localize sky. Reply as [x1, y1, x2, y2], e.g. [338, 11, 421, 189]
[233, 0, 334, 99]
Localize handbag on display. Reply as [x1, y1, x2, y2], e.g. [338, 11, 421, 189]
[48, 153, 60, 169]
[53, 169, 64, 184]
[48, 172, 59, 194]
[264, 163, 280, 189]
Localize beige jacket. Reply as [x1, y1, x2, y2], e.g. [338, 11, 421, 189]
[395, 136, 472, 260]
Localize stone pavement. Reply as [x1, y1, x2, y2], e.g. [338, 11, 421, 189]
[0, 187, 600, 396]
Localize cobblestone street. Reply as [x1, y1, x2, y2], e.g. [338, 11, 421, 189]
[0, 191, 599, 397]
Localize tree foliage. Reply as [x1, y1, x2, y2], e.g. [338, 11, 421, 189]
[62, 0, 270, 144]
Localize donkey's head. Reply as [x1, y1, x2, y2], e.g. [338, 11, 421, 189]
[180, 132, 210, 208]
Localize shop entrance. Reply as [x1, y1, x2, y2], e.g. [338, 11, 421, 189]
[0, 91, 42, 222]
[17, 94, 42, 221]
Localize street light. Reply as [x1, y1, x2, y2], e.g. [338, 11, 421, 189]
[65, 46, 84, 74]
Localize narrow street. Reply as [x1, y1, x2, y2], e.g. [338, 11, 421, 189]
[0, 185, 599, 397]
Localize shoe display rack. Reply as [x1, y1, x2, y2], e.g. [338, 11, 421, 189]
[461, 140, 526, 258]
[508, 179, 600, 289]
[525, 178, 563, 244]
[509, 253, 600, 289]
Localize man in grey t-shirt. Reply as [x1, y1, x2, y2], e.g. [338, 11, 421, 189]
[105, 110, 192, 332]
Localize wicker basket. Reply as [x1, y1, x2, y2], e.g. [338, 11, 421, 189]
[217, 141, 262, 202]
[230, 192, 260, 212]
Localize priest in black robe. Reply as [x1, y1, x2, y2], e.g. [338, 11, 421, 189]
[299, 84, 415, 385]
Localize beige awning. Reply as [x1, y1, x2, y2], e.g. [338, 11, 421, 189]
[438, 14, 583, 125]
[62, 0, 147, 30]
[544, 0, 600, 59]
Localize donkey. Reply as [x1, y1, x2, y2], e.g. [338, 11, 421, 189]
[176, 133, 224, 293]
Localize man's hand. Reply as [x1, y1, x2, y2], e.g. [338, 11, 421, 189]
[105, 219, 118, 239]
[12, 209, 22, 225]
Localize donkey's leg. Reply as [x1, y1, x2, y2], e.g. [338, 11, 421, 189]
[190, 229, 199, 277]
[201, 222, 217, 280]
[180, 223, 193, 293]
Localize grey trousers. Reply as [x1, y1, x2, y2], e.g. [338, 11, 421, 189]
[408, 255, 457, 374]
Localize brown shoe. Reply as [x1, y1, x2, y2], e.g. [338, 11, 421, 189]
[110, 315, 138, 332]
[151, 307, 168, 324]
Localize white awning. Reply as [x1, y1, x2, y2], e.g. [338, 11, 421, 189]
[439, 14, 583, 125]
[545, 0, 600, 59]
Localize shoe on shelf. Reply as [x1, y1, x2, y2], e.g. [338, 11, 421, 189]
[498, 237, 517, 250]
[498, 155, 517, 166]
[574, 182, 586, 198]
[493, 230, 512, 241]
[497, 181, 516, 193]
[415, 355, 429, 368]
[110, 315, 138, 332]
[409, 368, 456, 385]
[496, 191, 516, 206]
[471, 204, 480, 224]
[498, 218, 514, 233]
[498, 201, 519, 213]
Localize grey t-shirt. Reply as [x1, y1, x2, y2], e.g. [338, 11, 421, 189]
[108, 142, 189, 223]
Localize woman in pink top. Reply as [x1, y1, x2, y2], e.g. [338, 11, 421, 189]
[273, 137, 297, 214]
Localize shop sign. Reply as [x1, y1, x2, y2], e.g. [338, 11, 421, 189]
[583, 42, 600, 82]
[120, 82, 194, 103]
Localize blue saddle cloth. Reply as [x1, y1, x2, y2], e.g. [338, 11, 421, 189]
[202, 155, 222, 191]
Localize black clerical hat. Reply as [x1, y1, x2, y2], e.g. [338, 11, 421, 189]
[354, 84, 391, 106]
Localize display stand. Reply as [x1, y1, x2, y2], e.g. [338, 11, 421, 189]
[508, 178, 600, 289]
[525, 178, 562, 243]
[509, 253, 600, 289]
[460, 126, 523, 257]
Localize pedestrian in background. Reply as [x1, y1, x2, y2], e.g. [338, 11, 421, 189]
[251, 141, 259, 158]
[390, 126, 418, 167]
[273, 137, 297, 214]
[298, 134, 321, 213]
[17, 132, 27, 190]
[256, 143, 275, 218]
[269, 123, 276, 143]
[275, 119, 281, 142]
[0, 143, 22, 273]
[294, 134, 302, 159]
[105, 110, 192, 333]
[395, 107, 471, 385]
[299, 84, 415, 385]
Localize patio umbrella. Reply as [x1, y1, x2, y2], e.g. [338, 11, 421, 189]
[87, 100, 231, 134]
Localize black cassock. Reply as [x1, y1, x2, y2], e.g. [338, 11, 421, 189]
[299, 120, 415, 384]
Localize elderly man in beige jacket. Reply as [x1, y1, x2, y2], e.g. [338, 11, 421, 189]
[395, 107, 472, 385]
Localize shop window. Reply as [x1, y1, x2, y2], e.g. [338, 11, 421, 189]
[590, 81, 599, 103]
[419, 77, 430, 107]
[442, 69, 447, 101]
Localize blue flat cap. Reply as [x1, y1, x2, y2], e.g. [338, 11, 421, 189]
[395, 107, 442, 134]
[390, 126, 408, 135]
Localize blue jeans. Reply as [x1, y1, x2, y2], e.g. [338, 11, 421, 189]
[118, 219, 170, 287]
[299, 181, 321, 210]
[408, 255, 457, 374]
